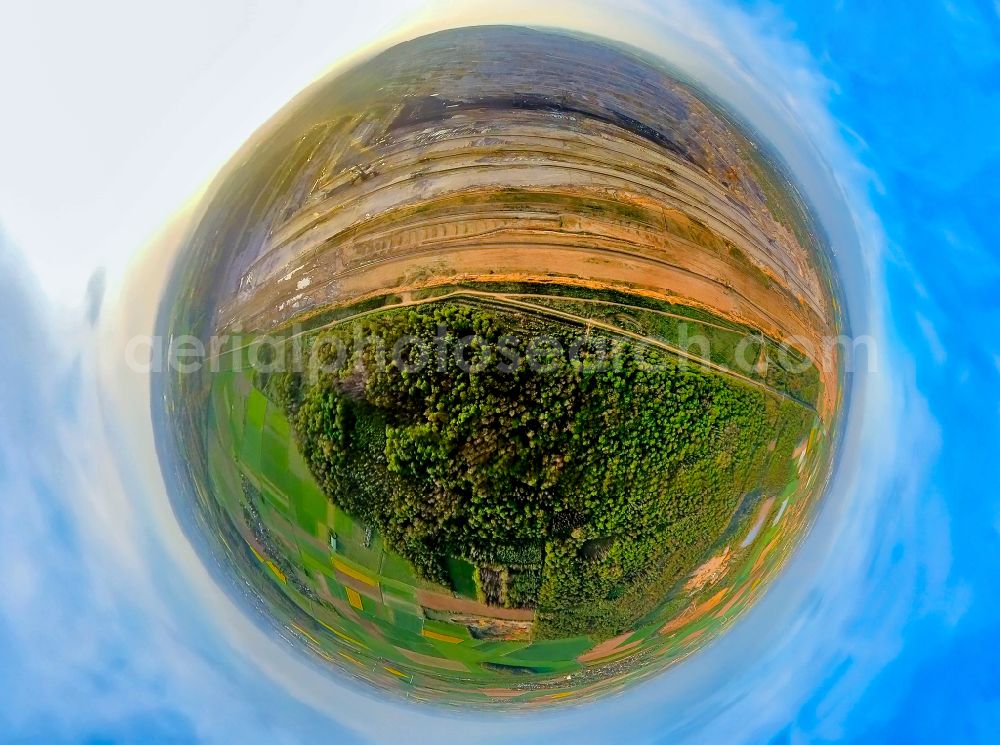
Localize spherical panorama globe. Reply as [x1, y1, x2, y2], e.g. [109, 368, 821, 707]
[155, 25, 845, 708]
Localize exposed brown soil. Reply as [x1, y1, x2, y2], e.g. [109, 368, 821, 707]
[684, 546, 732, 593]
[578, 632, 643, 663]
[752, 535, 783, 574]
[659, 587, 730, 636]
[415, 589, 535, 621]
[459, 616, 533, 642]
[212, 48, 841, 423]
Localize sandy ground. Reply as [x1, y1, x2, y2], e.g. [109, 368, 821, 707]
[659, 587, 730, 636]
[414, 588, 535, 622]
[684, 546, 732, 593]
[217, 108, 840, 418]
[578, 632, 643, 663]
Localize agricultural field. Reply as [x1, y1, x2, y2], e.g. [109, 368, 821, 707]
[194, 283, 832, 705]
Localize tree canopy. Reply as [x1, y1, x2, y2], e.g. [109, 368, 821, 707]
[273, 301, 809, 638]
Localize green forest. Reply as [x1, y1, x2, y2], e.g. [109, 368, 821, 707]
[265, 301, 811, 639]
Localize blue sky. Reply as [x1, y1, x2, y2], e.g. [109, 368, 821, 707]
[0, 1, 998, 743]
[768, 1, 1000, 741]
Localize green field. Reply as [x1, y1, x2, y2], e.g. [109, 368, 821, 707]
[208, 349, 604, 702]
[192, 284, 828, 705]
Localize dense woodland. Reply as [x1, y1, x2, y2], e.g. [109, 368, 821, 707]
[265, 301, 810, 639]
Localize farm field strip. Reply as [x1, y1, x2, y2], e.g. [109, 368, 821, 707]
[203, 357, 816, 704]
[213, 286, 817, 411]
[205, 367, 635, 694]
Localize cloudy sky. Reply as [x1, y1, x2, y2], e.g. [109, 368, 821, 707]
[0, 1, 998, 743]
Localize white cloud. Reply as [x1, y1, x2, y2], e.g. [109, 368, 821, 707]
[916, 313, 948, 365]
[0, 1, 945, 743]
